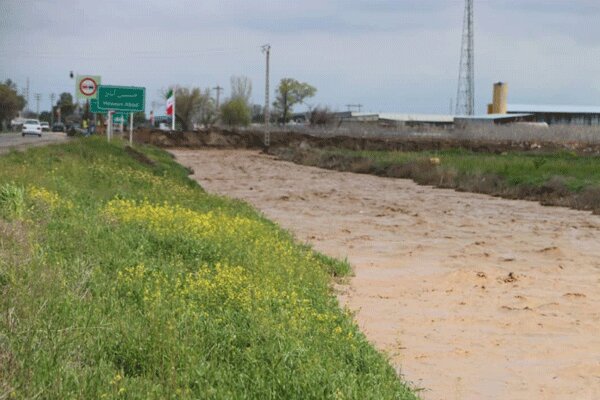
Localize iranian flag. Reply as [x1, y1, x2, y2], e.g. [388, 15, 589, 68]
[166, 89, 174, 115]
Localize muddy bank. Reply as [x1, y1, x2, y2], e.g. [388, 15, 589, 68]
[134, 128, 600, 214]
[273, 147, 600, 215]
[133, 127, 600, 154]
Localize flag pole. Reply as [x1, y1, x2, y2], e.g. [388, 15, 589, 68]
[171, 85, 176, 131]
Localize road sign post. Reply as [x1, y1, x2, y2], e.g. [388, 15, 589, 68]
[129, 112, 133, 146]
[107, 111, 113, 142]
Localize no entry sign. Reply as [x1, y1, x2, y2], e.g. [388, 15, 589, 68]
[76, 75, 101, 100]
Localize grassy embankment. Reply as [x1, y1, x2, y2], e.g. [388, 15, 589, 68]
[0, 139, 418, 399]
[280, 147, 600, 213]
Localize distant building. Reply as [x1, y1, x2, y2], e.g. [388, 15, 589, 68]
[454, 113, 535, 128]
[507, 104, 600, 126]
[338, 112, 454, 128]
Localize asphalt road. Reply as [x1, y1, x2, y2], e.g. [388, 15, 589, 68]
[0, 131, 70, 154]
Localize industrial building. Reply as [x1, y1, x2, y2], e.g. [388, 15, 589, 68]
[338, 112, 454, 128]
[478, 82, 600, 126]
[507, 104, 600, 126]
[454, 113, 535, 128]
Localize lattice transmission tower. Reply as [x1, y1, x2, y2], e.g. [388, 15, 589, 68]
[455, 0, 474, 115]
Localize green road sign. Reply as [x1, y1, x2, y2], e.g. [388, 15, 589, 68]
[90, 99, 129, 122]
[112, 113, 129, 123]
[97, 85, 145, 112]
[90, 98, 102, 113]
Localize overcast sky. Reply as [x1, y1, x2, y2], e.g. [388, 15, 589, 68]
[2, 0, 600, 115]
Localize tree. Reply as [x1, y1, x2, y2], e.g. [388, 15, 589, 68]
[273, 78, 316, 125]
[230, 75, 252, 106]
[39, 111, 52, 123]
[133, 112, 146, 126]
[309, 106, 335, 126]
[0, 80, 26, 129]
[218, 75, 253, 127]
[250, 104, 264, 123]
[173, 87, 213, 131]
[56, 92, 75, 118]
[198, 99, 217, 128]
[220, 98, 251, 127]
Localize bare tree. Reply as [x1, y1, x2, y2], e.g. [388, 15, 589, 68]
[172, 87, 214, 131]
[217, 76, 253, 127]
[230, 76, 252, 105]
[197, 90, 217, 128]
[309, 106, 335, 126]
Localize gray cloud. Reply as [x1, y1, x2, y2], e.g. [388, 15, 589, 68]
[2, 0, 600, 114]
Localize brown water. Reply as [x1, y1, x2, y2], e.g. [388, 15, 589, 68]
[172, 149, 600, 400]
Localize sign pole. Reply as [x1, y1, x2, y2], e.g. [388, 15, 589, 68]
[108, 111, 113, 142]
[129, 112, 133, 146]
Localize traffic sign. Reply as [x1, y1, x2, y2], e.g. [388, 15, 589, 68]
[90, 99, 130, 121]
[90, 98, 102, 113]
[97, 85, 145, 113]
[112, 112, 129, 123]
[76, 75, 101, 100]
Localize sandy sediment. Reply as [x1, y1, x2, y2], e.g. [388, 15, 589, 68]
[172, 149, 600, 400]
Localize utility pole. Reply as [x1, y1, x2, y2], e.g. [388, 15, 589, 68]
[261, 44, 271, 147]
[34, 93, 41, 116]
[456, 0, 474, 115]
[50, 93, 56, 125]
[151, 101, 156, 127]
[212, 85, 224, 109]
[25, 78, 30, 112]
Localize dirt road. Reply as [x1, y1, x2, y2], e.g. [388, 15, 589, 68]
[172, 149, 600, 400]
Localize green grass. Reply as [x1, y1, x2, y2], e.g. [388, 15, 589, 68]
[321, 148, 600, 192]
[0, 138, 417, 399]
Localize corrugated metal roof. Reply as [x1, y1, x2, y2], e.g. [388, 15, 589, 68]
[455, 113, 532, 120]
[377, 113, 454, 123]
[349, 112, 379, 118]
[350, 111, 379, 118]
[508, 104, 600, 114]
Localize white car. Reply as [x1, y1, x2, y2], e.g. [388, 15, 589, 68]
[22, 119, 42, 137]
[40, 121, 50, 132]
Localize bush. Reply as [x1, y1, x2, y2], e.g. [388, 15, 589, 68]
[309, 106, 335, 126]
[220, 98, 251, 127]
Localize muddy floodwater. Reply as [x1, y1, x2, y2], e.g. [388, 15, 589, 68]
[172, 149, 600, 400]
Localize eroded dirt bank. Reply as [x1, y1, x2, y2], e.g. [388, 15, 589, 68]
[172, 149, 600, 400]
[134, 127, 600, 154]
